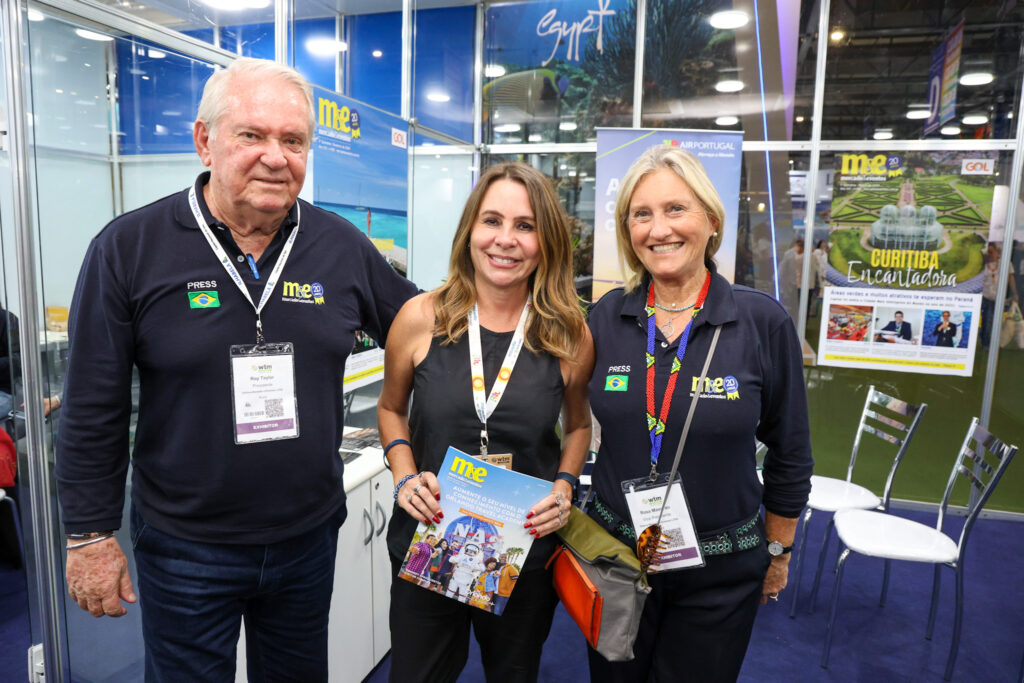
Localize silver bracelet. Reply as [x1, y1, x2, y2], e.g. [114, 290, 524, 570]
[66, 533, 115, 550]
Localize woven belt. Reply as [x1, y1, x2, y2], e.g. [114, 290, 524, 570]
[589, 493, 762, 557]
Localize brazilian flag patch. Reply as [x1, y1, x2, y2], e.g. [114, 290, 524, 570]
[188, 291, 220, 309]
[604, 375, 628, 392]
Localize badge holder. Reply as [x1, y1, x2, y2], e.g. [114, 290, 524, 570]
[622, 473, 703, 571]
[229, 342, 300, 445]
[620, 325, 723, 574]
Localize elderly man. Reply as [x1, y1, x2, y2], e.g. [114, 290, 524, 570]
[55, 58, 416, 680]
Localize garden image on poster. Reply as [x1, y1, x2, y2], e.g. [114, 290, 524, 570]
[826, 151, 994, 291]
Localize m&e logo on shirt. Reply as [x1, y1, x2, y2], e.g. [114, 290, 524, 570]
[691, 375, 740, 400]
[605, 375, 628, 391]
[281, 281, 326, 305]
[188, 291, 220, 309]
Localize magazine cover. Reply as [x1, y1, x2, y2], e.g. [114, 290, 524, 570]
[397, 447, 552, 615]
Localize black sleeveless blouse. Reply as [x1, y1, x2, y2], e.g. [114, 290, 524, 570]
[386, 327, 564, 570]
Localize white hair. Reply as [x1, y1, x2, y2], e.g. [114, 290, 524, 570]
[196, 58, 315, 139]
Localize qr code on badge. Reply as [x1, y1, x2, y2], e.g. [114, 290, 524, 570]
[662, 527, 685, 546]
[265, 398, 284, 418]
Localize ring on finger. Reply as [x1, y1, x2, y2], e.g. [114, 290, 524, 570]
[406, 494, 413, 504]
[412, 483, 422, 495]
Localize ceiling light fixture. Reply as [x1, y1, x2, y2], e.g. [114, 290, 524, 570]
[959, 72, 994, 87]
[795, 115, 805, 122]
[426, 92, 450, 103]
[873, 130, 893, 140]
[148, 49, 166, 59]
[708, 10, 749, 30]
[75, 29, 113, 42]
[27, 8, 45, 21]
[484, 64, 506, 78]
[494, 124, 521, 133]
[714, 79, 744, 93]
[305, 38, 348, 56]
[906, 110, 930, 120]
[830, 29, 845, 42]
[559, 121, 578, 131]
[962, 114, 989, 125]
[372, 49, 383, 58]
[940, 126, 961, 136]
[715, 115, 739, 126]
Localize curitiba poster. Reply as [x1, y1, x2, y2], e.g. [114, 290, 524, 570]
[817, 150, 998, 377]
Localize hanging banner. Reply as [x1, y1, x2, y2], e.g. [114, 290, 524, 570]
[817, 149, 1001, 376]
[307, 86, 409, 390]
[593, 128, 743, 300]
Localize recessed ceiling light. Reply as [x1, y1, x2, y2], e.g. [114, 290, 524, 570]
[795, 115, 805, 123]
[714, 80, 744, 93]
[906, 110, 930, 120]
[201, 0, 270, 9]
[75, 29, 113, 42]
[708, 10, 748, 30]
[148, 49, 166, 59]
[55, 89, 64, 94]
[372, 49, 383, 58]
[559, 121, 577, 131]
[142, 75, 150, 80]
[426, 92, 450, 103]
[962, 114, 989, 125]
[485, 64, 506, 78]
[528, 134, 542, 142]
[305, 38, 348, 56]
[940, 126, 961, 135]
[959, 72, 994, 87]
[494, 124, 521, 133]
[27, 8, 44, 21]
[873, 131, 893, 140]
[830, 29, 845, 41]
[715, 115, 739, 126]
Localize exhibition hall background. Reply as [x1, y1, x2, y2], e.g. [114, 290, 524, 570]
[0, 0, 1021, 680]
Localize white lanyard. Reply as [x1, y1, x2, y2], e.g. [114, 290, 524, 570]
[467, 300, 530, 453]
[188, 184, 300, 342]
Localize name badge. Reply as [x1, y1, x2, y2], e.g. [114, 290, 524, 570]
[229, 342, 300, 444]
[621, 473, 704, 572]
[475, 453, 513, 470]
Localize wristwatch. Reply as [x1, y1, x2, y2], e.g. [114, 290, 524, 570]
[767, 540, 793, 556]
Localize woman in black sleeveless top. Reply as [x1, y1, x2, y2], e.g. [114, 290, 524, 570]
[379, 163, 594, 682]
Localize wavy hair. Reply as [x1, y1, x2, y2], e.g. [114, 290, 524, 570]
[433, 163, 586, 360]
[615, 145, 725, 291]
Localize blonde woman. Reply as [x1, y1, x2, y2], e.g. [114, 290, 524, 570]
[378, 162, 594, 682]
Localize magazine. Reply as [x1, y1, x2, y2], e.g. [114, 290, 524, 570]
[396, 447, 551, 615]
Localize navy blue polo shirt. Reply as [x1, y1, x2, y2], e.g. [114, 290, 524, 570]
[587, 268, 813, 536]
[55, 173, 418, 543]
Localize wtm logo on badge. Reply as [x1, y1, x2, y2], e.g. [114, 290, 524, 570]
[605, 375, 629, 391]
[188, 291, 220, 309]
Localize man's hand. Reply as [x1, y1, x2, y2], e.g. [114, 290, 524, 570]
[761, 555, 790, 604]
[66, 537, 137, 617]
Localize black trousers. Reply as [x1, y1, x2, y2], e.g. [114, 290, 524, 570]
[587, 545, 770, 683]
[388, 557, 559, 683]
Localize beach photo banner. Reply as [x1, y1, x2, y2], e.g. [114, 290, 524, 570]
[593, 128, 743, 300]
[308, 86, 409, 389]
[310, 85, 409, 274]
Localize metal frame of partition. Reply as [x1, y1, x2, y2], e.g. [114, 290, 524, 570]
[2, 0, 1023, 679]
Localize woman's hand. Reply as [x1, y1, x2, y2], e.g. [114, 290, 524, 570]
[397, 472, 443, 525]
[525, 479, 573, 539]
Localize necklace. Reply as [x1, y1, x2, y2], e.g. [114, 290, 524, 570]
[659, 310, 689, 338]
[653, 301, 696, 313]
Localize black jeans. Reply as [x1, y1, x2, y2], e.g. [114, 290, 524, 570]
[388, 556, 559, 683]
[587, 544, 771, 683]
[131, 505, 344, 682]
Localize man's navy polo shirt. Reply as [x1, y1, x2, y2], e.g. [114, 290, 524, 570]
[56, 173, 417, 543]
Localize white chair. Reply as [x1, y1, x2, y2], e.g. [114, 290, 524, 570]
[791, 385, 926, 617]
[820, 417, 1017, 681]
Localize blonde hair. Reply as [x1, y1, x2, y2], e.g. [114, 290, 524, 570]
[615, 145, 725, 291]
[433, 163, 586, 360]
[196, 58, 315, 140]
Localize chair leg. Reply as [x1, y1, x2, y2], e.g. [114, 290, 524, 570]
[926, 563, 942, 640]
[820, 546, 851, 669]
[943, 566, 964, 682]
[789, 507, 813, 619]
[808, 516, 836, 614]
[879, 558, 891, 607]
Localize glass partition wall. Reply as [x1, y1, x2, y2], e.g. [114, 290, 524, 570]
[3, 0, 1024, 680]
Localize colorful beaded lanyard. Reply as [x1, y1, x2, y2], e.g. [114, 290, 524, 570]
[645, 270, 712, 479]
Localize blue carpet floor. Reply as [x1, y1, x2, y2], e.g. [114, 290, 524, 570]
[2, 509, 1021, 682]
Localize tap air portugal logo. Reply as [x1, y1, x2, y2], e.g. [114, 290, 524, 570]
[281, 281, 326, 305]
[692, 375, 740, 400]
